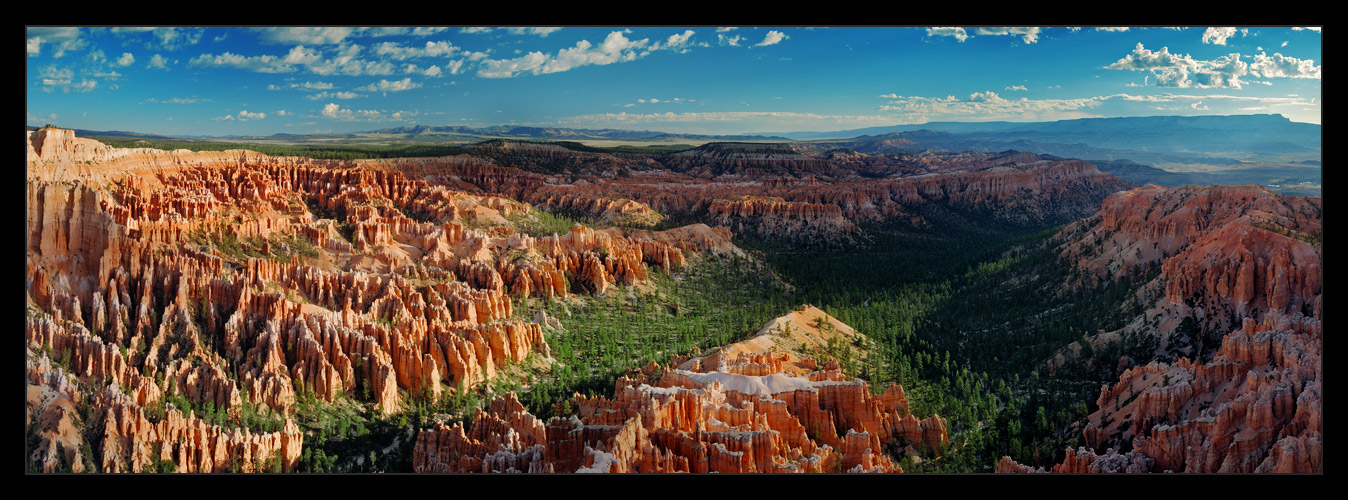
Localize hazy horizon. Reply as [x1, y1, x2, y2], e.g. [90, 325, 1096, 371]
[27, 26, 1322, 137]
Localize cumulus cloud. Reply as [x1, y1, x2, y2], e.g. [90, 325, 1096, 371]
[150, 27, 203, 50]
[363, 27, 449, 38]
[147, 54, 169, 69]
[374, 40, 458, 60]
[190, 51, 296, 73]
[1106, 43, 1249, 88]
[304, 91, 362, 100]
[196, 43, 395, 76]
[1095, 27, 1130, 32]
[238, 110, 266, 120]
[1005, 84, 1028, 91]
[506, 27, 562, 37]
[1202, 27, 1237, 45]
[975, 27, 1041, 44]
[255, 27, 355, 45]
[1249, 52, 1321, 79]
[26, 27, 81, 57]
[926, 27, 968, 42]
[1291, 27, 1321, 32]
[355, 77, 421, 92]
[664, 30, 695, 50]
[716, 27, 738, 32]
[116, 52, 135, 66]
[319, 102, 412, 122]
[306, 43, 395, 76]
[718, 33, 743, 46]
[478, 30, 656, 78]
[754, 30, 787, 47]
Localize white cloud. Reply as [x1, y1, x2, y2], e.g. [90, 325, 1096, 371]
[147, 54, 169, 69]
[374, 40, 458, 60]
[116, 52, 135, 66]
[305, 91, 362, 100]
[1005, 84, 1028, 91]
[190, 51, 297, 73]
[319, 102, 405, 122]
[238, 110, 266, 120]
[1095, 27, 1129, 32]
[283, 45, 323, 65]
[718, 34, 743, 46]
[877, 92, 1108, 122]
[1202, 27, 1237, 45]
[926, 27, 968, 42]
[1249, 52, 1321, 79]
[52, 38, 89, 58]
[36, 65, 99, 93]
[506, 27, 562, 37]
[26, 27, 81, 56]
[143, 96, 211, 104]
[275, 109, 288, 116]
[1106, 43, 1249, 88]
[877, 93, 899, 98]
[716, 27, 738, 32]
[423, 65, 442, 77]
[665, 30, 695, 49]
[28, 27, 81, 42]
[255, 27, 355, 45]
[1291, 27, 1321, 32]
[478, 30, 656, 78]
[306, 43, 395, 76]
[355, 77, 421, 92]
[754, 30, 787, 47]
[150, 27, 203, 51]
[975, 27, 1041, 44]
[460, 27, 493, 34]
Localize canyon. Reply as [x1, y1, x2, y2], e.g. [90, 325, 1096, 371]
[25, 128, 1320, 474]
[999, 184, 1322, 473]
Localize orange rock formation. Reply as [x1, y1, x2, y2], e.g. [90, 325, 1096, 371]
[1003, 185, 1322, 474]
[413, 307, 947, 473]
[24, 129, 724, 473]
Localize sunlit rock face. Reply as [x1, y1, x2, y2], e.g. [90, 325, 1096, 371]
[25, 130, 731, 473]
[413, 307, 948, 474]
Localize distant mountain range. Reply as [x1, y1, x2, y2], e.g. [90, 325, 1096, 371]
[778, 114, 1321, 165]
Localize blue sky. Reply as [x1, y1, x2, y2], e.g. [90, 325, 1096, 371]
[25, 26, 1322, 137]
